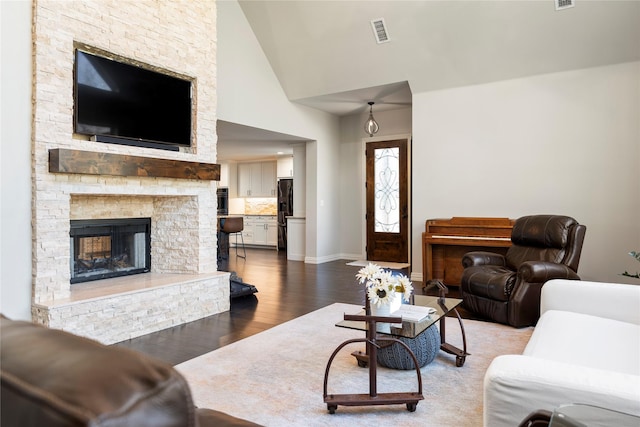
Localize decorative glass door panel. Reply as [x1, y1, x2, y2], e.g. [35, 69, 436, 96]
[374, 147, 400, 233]
[366, 139, 409, 263]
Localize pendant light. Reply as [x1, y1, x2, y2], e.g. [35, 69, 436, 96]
[364, 101, 379, 137]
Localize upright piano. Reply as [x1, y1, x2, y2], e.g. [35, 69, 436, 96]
[422, 217, 515, 287]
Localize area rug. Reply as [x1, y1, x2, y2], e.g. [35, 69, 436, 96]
[176, 303, 533, 427]
[346, 260, 411, 269]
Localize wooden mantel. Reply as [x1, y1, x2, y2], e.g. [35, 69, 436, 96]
[49, 148, 220, 181]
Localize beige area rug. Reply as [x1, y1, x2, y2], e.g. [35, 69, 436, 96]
[176, 303, 532, 427]
[346, 260, 411, 269]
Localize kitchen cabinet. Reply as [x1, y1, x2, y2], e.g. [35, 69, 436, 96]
[238, 216, 277, 247]
[267, 221, 278, 246]
[218, 163, 229, 188]
[252, 221, 277, 246]
[286, 217, 306, 261]
[239, 227, 254, 245]
[219, 162, 238, 197]
[260, 161, 276, 197]
[237, 162, 260, 198]
[277, 156, 293, 178]
[237, 161, 276, 197]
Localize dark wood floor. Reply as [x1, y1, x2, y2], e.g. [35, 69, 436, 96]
[114, 248, 470, 366]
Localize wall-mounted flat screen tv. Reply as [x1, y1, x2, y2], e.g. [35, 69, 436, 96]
[74, 49, 192, 150]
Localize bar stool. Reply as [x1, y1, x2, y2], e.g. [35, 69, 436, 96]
[221, 217, 246, 258]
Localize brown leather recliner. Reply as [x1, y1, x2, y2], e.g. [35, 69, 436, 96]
[460, 215, 586, 328]
[0, 314, 262, 427]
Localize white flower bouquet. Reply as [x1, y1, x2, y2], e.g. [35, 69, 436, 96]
[355, 262, 414, 308]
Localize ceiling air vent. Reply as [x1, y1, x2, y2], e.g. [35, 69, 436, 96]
[555, 0, 575, 11]
[370, 18, 390, 44]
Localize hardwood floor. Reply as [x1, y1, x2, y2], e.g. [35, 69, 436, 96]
[114, 248, 470, 366]
[114, 248, 363, 364]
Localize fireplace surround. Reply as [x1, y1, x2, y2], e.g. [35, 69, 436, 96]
[31, 1, 223, 345]
[31, 192, 229, 345]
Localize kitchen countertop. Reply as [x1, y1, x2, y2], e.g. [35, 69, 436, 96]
[232, 214, 277, 217]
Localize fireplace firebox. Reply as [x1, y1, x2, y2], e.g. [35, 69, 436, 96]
[70, 218, 151, 284]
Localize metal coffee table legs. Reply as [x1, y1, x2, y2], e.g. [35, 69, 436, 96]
[439, 307, 469, 367]
[323, 314, 424, 414]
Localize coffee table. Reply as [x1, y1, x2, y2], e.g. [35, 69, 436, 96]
[336, 295, 469, 368]
[324, 312, 424, 413]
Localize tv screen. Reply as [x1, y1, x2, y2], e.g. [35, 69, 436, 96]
[74, 49, 192, 148]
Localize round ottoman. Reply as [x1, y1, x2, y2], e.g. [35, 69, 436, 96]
[376, 325, 440, 370]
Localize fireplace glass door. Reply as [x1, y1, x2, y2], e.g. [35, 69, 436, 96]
[70, 218, 151, 284]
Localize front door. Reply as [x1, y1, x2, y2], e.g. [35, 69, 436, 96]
[365, 139, 409, 263]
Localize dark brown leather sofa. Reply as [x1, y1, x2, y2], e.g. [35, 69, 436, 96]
[460, 215, 586, 327]
[0, 315, 262, 427]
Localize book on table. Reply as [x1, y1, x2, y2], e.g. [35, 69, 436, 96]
[353, 304, 436, 325]
[392, 304, 436, 322]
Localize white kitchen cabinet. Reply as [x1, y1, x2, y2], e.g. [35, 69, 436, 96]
[237, 216, 277, 247]
[218, 163, 229, 188]
[237, 164, 249, 196]
[237, 162, 261, 197]
[252, 223, 268, 245]
[265, 221, 278, 246]
[225, 162, 238, 198]
[286, 217, 306, 261]
[240, 227, 254, 245]
[237, 161, 276, 197]
[277, 156, 293, 178]
[240, 216, 257, 245]
[260, 161, 276, 197]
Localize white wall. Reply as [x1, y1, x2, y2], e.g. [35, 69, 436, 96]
[338, 107, 412, 259]
[1, 1, 33, 320]
[217, 0, 343, 262]
[411, 61, 640, 283]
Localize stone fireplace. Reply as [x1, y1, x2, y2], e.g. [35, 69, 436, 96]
[30, 1, 226, 344]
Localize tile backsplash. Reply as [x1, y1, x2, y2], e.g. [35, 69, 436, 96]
[244, 198, 277, 215]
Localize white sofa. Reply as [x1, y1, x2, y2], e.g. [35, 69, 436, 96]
[483, 279, 640, 427]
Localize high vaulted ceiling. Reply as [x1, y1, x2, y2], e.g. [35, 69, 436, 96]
[218, 0, 640, 162]
[238, 0, 639, 114]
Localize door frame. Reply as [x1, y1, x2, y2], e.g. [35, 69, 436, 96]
[360, 133, 412, 266]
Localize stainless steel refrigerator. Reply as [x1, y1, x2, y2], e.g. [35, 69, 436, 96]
[277, 179, 293, 250]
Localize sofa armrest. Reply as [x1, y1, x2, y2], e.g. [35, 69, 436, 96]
[517, 262, 579, 283]
[506, 264, 579, 328]
[462, 251, 506, 268]
[484, 355, 640, 427]
[0, 316, 261, 427]
[540, 280, 640, 324]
